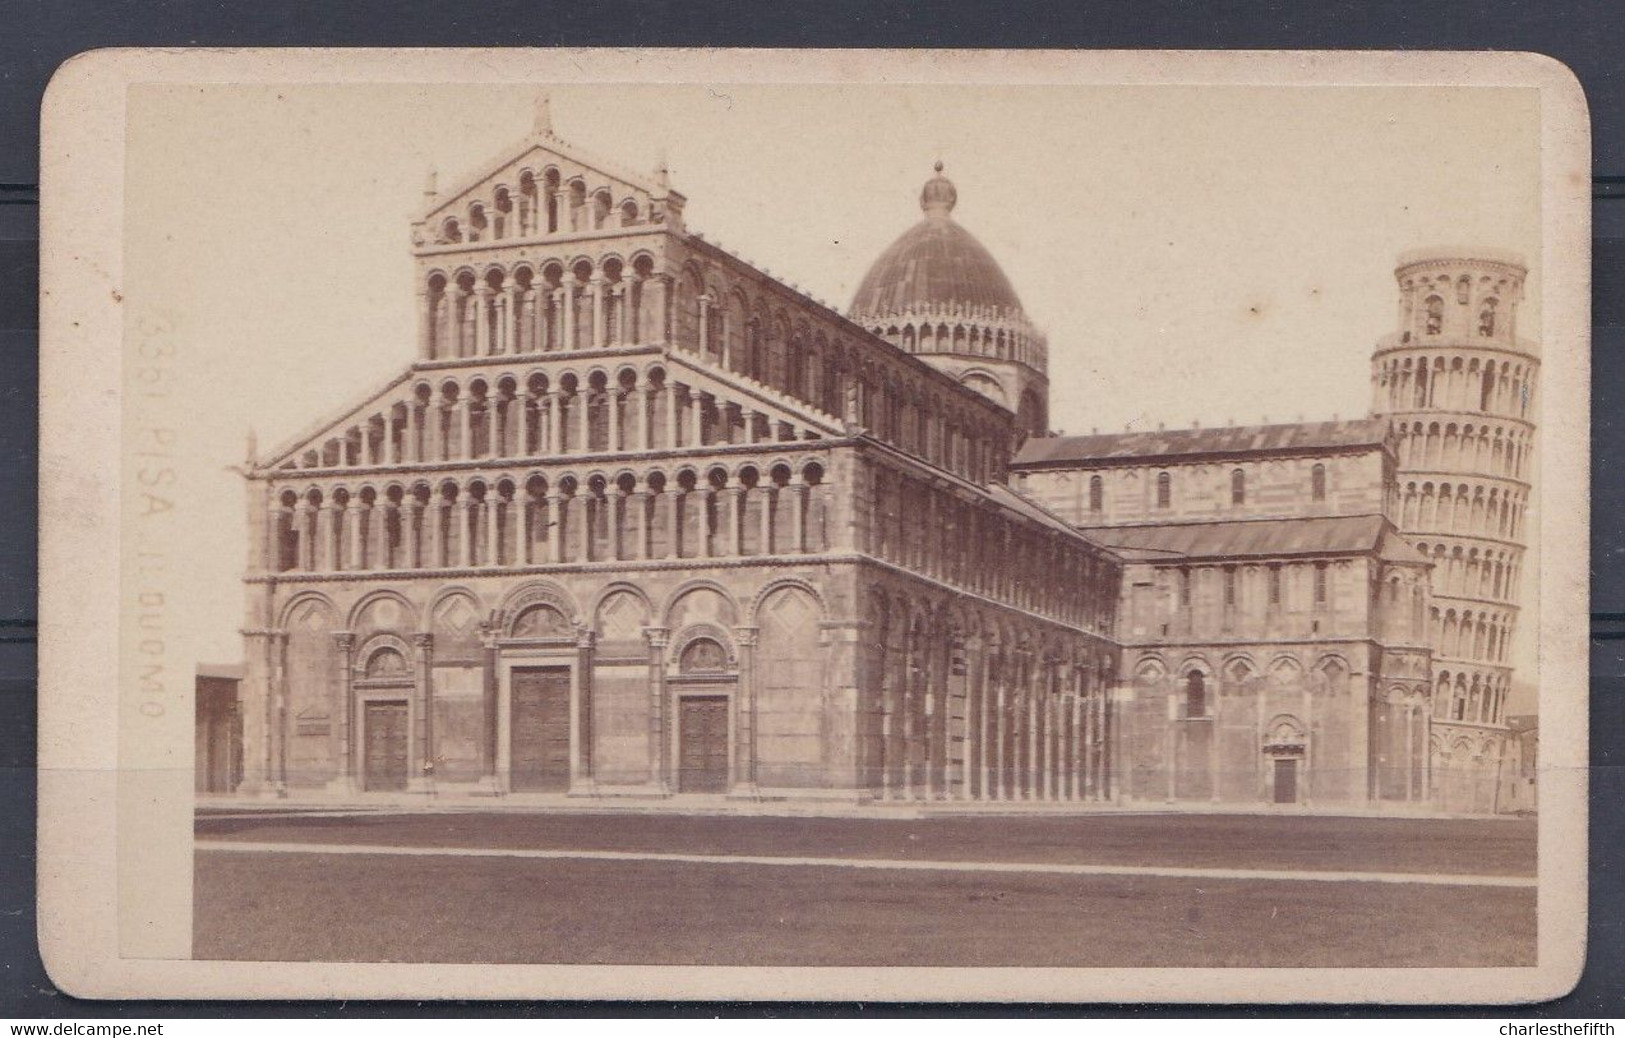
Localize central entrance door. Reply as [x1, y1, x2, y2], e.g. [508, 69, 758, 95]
[1272, 757, 1299, 804]
[678, 695, 730, 793]
[363, 701, 409, 792]
[510, 667, 571, 792]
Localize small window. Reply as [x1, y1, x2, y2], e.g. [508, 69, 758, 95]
[1268, 565, 1281, 606]
[1479, 298, 1498, 338]
[1425, 296, 1443, 335]
[1089, 474, 1103, 513]
[1231, 469, 1245, 506]
[1178, 567, 1192, 607]
[1185, 670, 1206, 718]
[1314, 562, 1328, 606]
[1311, 463, 1326, 502]
[1224, 566, 1237, 608]
[1156, 471, 1171, 510]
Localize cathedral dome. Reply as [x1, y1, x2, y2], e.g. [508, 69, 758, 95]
[848, 162, 1026, 317]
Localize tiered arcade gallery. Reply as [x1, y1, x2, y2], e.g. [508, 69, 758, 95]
[238, 108, 1120, 803]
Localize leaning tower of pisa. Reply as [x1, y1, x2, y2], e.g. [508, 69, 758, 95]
[1370, 249, 1536, 813]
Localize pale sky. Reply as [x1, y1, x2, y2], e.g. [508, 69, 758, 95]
[124, 82, 1542, 707]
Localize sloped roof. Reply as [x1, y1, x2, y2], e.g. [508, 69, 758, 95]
[987, 483, 1110, 545]
[1012, 419, 1390, 468]
[1079, 514, 1388, 560]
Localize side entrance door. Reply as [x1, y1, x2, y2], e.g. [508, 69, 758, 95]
[1272, 757, 1299, 804]
[678, 695, 730, 793]
[510, 667, 571, 792]
[363, 701, 409, 792]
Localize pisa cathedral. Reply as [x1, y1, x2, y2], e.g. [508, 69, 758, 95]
[227, 101, 1534, 812]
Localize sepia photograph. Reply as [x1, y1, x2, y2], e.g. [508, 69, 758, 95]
[36, 49, 1590, 1002]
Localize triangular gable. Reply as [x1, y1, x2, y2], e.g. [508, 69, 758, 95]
[261, 367, 415, 470]
[418, 121, 673, 233]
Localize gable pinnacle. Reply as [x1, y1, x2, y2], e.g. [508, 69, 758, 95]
[654, 146, 670, 191]
[532, 92, 553, 137]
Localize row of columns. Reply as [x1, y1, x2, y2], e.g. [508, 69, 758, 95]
[303, 380, 808, 471]
[423, 273, 670, 360]
[878, 646, 1114, 803]
[1376, 355, 1535, 420]
[1395, 427, 1532, 480]
[272, 478, 827, 573]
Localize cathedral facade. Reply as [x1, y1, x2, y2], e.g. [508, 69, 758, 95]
[227, 102, 1532, 812]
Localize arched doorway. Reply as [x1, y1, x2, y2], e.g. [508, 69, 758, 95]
[355, 638, 414, 792]
[672, 634, 734, 793]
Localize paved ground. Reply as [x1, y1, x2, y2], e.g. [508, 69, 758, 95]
[193, 811, 1537, 967]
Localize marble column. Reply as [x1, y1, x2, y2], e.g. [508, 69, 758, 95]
[790, 482, 808, 554]
[698, 294, 712, 356]
[405, 500, 423, 569]
[722, 487, 743, 557]
[316, 503, 339, 571]
[731, 627, 760, 796]
[479, 624, 500, 792]
[329, 632, 356, 792]
[570, 628, 596, 792]
[412, 633, 435, 792]
[343, 499, 363, 572]
[486, 495, 502, 567]
[590, 277, 606, 349]
[474, 285, 494, 356]
[630, 484, 650, 560]
[458, 399, 474, 461]
[417, 286, 435, 359]
[547, 493, 565, 563]
[517, 395, 533, 456]
[545, 390, 563, 454]
[561, 283, 576, 351]
[663, 384, 678, 449]
[644, 627, 670, 793]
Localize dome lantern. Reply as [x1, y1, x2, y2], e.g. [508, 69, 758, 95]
[921, 160, 957, 218]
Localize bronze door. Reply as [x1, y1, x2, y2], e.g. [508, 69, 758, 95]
[1273, 757, 1298, 804]
[362, 701, 409, 792]
[510, 667, 571, 792]
[678, 695, 730, 793]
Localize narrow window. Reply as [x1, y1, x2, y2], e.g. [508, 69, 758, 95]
[1224, 565, 1237, 608]
[1311, 463, 1326, 502]
[1185, 670, 1206, 718]
[1089, 474, 1103, 513]
[1178, 567, 1192, 607]
[1268, 565, 1281, 606]
[1231, 468, 1246, 506]
[1425, 295, 1443, 335]
[1479, 298, 1498, 338]
[1314, 562, 1329, 607]
[1156, 471, 1171, 510]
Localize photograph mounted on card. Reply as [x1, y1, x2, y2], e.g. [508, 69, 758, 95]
[36, 48, 1589, 1002]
